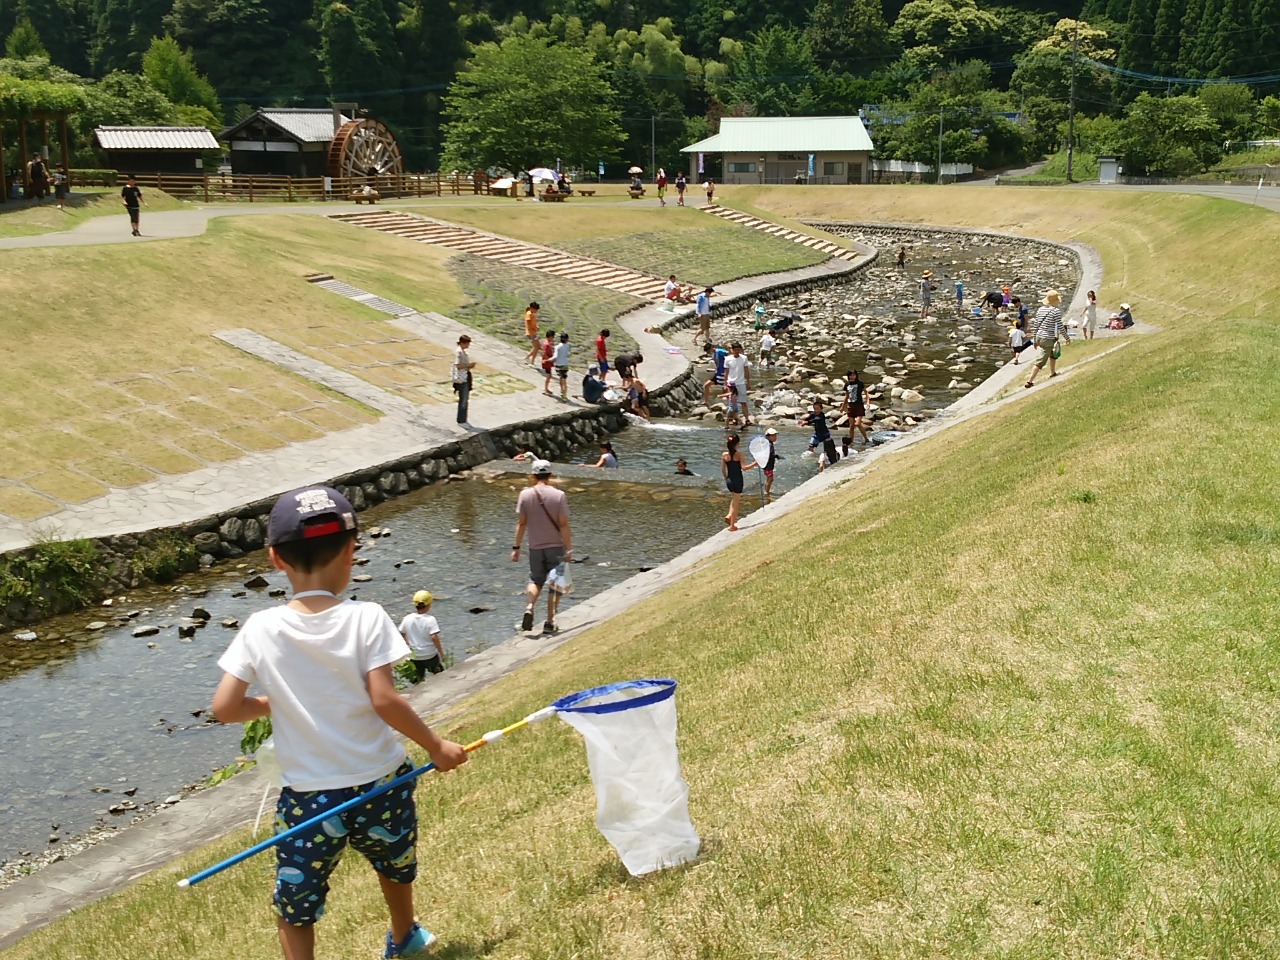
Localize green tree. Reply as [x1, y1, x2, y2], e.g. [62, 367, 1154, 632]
[441, 34, 624, 173]
[1258, 95, 1280, 135]
[5, 14, 47, 57]
[1203, 0, 1253, 78]
[1177, 0, 1207, 75]
[892, 0, 1002, 60]
[90, 0, 169, 73]
[1116, 0, 1154, 98]
[1197, 82, 1255, 143]
[1011, 19, 1114, 105]
[1118, 92, 1221, 175]
[1254, 0, 1280, 73]
[709, 25, 818, 115]
[1150, 0, 1183, 74]
[142, 35, 222, 125]
[397, 0, 467, 167]
[167, 0, 320, 97]
[805, 0, 896, 75]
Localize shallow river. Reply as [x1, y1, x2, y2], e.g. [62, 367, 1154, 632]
[0, 232, 1060, 865]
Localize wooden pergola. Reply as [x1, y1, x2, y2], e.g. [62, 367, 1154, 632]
[0, 111, 71, 202]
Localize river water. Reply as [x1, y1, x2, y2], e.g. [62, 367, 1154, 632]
[0, 233, 1075, 867]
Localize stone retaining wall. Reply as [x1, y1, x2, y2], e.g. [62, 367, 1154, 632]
[0, 368, 706, 631]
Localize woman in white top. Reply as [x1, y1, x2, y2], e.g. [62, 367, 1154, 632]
[592, 442, 618, 468]
[1081, 290, 1098, 340]
[451, 335, 475, 424]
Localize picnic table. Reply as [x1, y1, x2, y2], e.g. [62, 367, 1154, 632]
[540, 191, 568, 202]
[350, 190, 380, 204]
[628, 188, 645, 199]
[577, 189, 596, 197]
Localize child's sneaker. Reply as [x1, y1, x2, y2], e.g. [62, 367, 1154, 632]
[385, 922, 437, 958]
[542, 621, 558, 635]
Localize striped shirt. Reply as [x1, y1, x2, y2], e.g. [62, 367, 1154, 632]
[1033, 305, 1063, 340]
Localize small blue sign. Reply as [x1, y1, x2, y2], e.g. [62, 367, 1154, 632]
[808, 153, 815, 176]
[598, 161, 605, 176]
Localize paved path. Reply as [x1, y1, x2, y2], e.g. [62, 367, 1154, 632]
[0, 218, 1107, 948]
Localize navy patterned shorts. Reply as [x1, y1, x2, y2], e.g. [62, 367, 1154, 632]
[273, 760, 418, 926]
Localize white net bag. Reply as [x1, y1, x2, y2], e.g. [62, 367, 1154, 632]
[553, 679, 701, 875]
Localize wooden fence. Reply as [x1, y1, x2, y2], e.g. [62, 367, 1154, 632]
[71, 171, 493, 202]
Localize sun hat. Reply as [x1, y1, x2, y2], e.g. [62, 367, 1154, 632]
[267, 485, 357, 545]
[1041, 289, 1062, 306]
[530, 459, 553, 477]
[922, 270, 933, 278]
[765, 427, 778, 436]
[413, 590, 433, 606]
[1120, 302, 1131, 310]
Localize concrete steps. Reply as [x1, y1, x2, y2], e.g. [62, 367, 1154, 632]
[329, 210, 668, 299]
[701, 204, 860, 261]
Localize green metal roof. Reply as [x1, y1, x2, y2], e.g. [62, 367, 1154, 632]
[682, 116, 874, 154]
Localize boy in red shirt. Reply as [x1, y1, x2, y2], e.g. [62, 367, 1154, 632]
[595, 329, 610, 376]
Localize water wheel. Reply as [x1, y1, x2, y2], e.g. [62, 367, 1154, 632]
[326, 118, 404, 181]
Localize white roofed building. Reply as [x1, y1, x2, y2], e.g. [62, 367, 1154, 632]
[220, 108, 351, 177]
[681, 116, 875, 185]
[93, 126, 220, 174]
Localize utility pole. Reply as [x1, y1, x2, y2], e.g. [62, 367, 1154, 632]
[1066, 20, 1079, 183]
[651, 116, 656, 172]
[937, 109, 944, 184]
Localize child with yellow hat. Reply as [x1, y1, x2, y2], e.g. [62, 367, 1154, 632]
[398, 590, 445, 682]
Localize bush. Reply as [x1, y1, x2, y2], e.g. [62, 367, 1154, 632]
[129, 534, 197, 583]
[70, 168, 119, 186]
[0, 537, 100, 613]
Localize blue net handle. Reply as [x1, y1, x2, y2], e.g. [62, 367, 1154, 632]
[553, 679, 677, 715]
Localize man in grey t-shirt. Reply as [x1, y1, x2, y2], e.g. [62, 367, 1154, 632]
[512, 460, 572, 634]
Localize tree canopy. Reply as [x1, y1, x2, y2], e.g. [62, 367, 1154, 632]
[441, 34, 624, 173]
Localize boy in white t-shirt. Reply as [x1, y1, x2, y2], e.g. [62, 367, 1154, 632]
[399, 590, 445, 681]
[212, 485, 467, 960]
[759, 330, 777, 368]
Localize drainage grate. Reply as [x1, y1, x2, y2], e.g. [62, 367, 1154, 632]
[309, 278, 416, 316]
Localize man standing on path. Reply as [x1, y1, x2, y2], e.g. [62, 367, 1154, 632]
[512, 460, 572, 635]
[693, 286, 713, 346]
[523, 302, 541, 366]
[121, 175, 145, 236]
[451, 334, 475, 424]
[1023, 289, 1068, 388]
[919, 270, 933, 318]
[725, 341, 752, 427]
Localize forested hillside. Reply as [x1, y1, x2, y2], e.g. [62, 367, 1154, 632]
[1, 0, 1278, 176]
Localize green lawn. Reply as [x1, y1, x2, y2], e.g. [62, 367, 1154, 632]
[5, 186, 1280, 958]
[1002, 149, 1101, 183]
[431, 203, 829, 282]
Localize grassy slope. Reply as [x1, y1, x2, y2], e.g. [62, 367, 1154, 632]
[428, 203, 828, 283]
[0, 216, 479, 518]
[0, 189, 187, 238]
[6, 187, 1280, 959]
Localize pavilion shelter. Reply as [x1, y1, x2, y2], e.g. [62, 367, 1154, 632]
[682, 116, 875, 185]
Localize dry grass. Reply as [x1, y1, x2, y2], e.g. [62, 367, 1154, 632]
[5, 187, 1280, 958]
[0, 215, 496, 519]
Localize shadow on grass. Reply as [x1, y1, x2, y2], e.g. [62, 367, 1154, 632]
[436, 933, 515, 958]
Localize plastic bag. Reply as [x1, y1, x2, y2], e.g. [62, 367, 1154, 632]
[547, 562, 573, 596]
[554, 679, 700, 875]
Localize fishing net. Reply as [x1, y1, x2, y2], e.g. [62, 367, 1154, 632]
[553, 679, 700, 875]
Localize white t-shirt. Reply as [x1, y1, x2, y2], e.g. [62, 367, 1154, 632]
[217, 600, 410, 790]
[664, 280, 678, 298]
[452, 347, 470, 384]
[725, 353, 750, 385]
[760, 333, 776, 353]
[1009, 327, 1025, 348]
[553, 342, 570, 366]
[398, 611, 440, 658]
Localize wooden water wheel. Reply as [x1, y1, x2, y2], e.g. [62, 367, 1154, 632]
[326, 118, 404, 180]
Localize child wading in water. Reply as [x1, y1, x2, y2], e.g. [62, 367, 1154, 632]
[212, 486, 467, 960]
[399, 590, 445, 681]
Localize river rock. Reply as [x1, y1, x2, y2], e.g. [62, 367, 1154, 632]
[241, 519, 264, 549]
[132, 625, 159, 637]
[218, 517, 244, 543]
[244, 575, 269, 589]
[193, 532, 220, 554]
[178, 625, 197, 639]
[191, 606, 211, 621]
[352, 574, 372, 583]
[268, 589, 286, 598]
[221, 618, 239, 629]
[13, 630, 37, 642]
[86, 621, 107, 631]
[901, 389, 925, 402]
